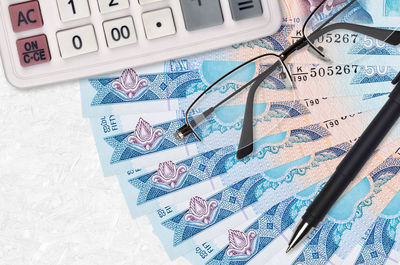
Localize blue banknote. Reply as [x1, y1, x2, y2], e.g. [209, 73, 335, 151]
[92, 95, 387, 176]
[120, 140, 350, 218]
[81, 62, 398, 117]
[119, 105, 395, 219]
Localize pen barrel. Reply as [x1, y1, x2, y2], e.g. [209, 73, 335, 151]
[303, 88, 400, 226]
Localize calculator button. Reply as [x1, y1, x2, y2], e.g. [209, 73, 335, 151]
[138, 0, 163, 4]
[180, 0, 223, 31]
[97, 0, 130, 14]
[228, 0, 263, 21]
[103, 16, 137, 48]
[142, 8, 176, 40]
[16, 34, 51, 67]
[57, 0, 91, 22]
[9, 1, 43, 33]
[57, 25, 98, 59]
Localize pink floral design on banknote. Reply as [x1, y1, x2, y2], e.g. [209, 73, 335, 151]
[151, 161, 187, 189]
[184, 196, 218, 225]
[128, 118, 164, 151]
[226, 229, 257, 257]
[112, 69, 148, 99]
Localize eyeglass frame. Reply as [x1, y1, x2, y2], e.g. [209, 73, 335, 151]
[176, 0, 400, 159]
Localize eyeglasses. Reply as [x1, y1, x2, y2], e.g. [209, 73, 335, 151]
[175, 0, 400, 159]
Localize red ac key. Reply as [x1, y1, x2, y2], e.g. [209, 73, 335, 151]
[9, 1, 44, 33]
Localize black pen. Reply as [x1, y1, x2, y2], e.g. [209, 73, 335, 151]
[287, 71, 400, 253]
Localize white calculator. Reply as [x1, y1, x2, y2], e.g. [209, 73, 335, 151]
[0, 0, 282, 88]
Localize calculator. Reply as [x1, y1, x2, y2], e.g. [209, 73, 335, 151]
[0, 0, 282, 88]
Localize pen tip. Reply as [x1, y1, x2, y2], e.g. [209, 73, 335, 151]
[286, 246, 292, 253]
[286, 220, 313, 254]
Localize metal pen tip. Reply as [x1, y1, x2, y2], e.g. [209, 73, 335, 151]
[286, 220, 313, 254]
[286, 237, 297, 253]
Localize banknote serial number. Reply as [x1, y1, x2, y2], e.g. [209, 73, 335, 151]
[303, 97, 328, 107]
[323, 114, 357, 129]
[316, 33, 358, 44]
[195, 242, 214, 259]
[292, 65, 359, 82]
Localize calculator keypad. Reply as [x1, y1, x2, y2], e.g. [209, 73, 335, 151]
[57, 0, 91, 22]
[57, 25, 98, 58]
[228, 0, 263, 21]
[9, 1, 43, 33]
[142, 8, 176, 40]
[1, 0, 281, 87]
[8, 0, 265, 66]
[16, 34, 51, 67]
[103, 16, 137, 48]
[97, 0, 130, 14]
[180, 0, 224, 31]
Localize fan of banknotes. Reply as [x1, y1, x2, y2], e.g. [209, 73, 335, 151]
[79, 1, 400, 264]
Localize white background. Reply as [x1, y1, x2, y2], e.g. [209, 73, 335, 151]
[0, 61, 190, 265]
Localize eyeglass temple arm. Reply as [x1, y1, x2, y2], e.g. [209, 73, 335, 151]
[236, 62, 280, 159]
[308, 22, 400, 46]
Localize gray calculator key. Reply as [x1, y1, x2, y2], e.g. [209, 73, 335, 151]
[229, 0, 263, 21]
[180, 0, 224, 31]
